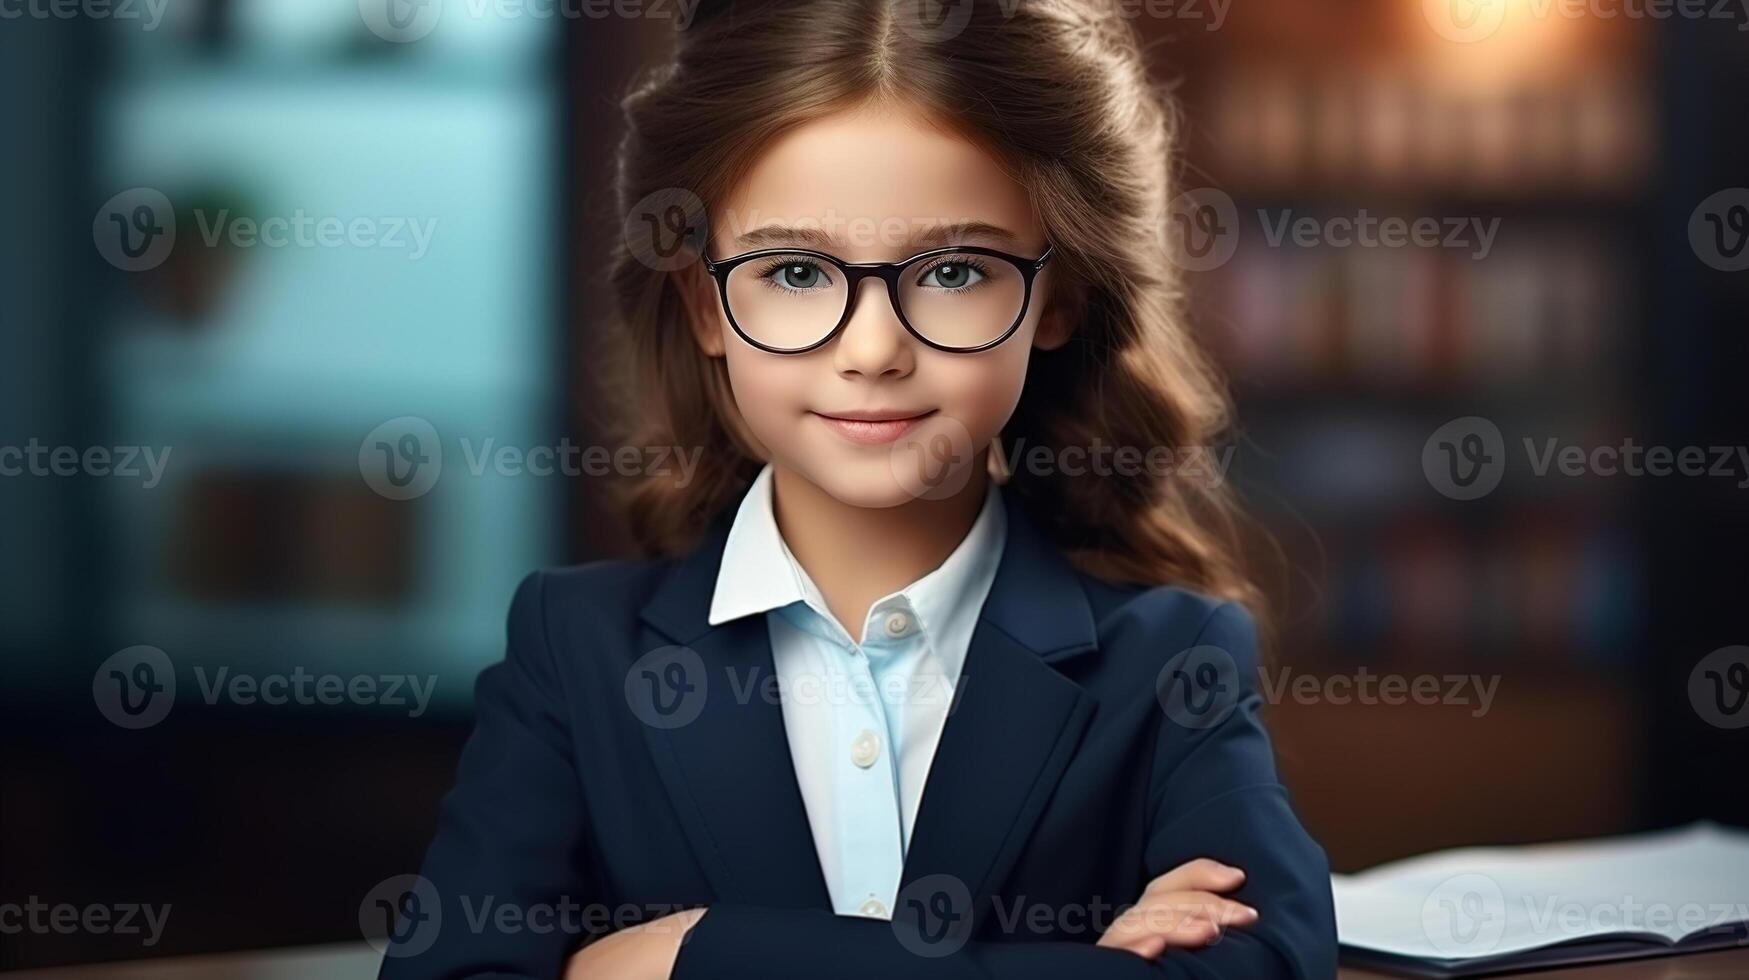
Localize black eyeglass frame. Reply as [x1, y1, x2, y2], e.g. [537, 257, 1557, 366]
[700, 243, 1055, 355]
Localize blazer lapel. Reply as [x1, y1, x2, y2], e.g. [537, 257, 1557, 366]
[633, 485, 1102, 919]
[635, 509, 833, 911]
[898, 491, 1100, 917]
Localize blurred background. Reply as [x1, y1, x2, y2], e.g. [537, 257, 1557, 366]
[0, 0, 1745, 971]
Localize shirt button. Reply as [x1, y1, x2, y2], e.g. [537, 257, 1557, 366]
[850, 729, 881, 768]
[859, 897, 889, 918]
[883, 610, 913, 638]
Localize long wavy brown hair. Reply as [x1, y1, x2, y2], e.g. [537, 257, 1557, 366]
[603, 0, 1263, 613]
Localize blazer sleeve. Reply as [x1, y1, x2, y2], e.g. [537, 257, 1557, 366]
[668, 600, 1338, 980]
[378, 570, 600, 979]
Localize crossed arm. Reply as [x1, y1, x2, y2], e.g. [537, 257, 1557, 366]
[568, 858, 1262, 980]
[568, 603, 1335, 980]
[381, 577, 1336, 980]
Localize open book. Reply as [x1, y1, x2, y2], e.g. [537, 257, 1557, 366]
[1332, 823, 1749, 977]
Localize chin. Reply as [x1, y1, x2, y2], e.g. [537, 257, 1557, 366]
[787, 441, 984, 510]
[795, 458, 921, 510]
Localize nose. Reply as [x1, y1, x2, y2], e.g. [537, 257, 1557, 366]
[832, 278, 914, 380]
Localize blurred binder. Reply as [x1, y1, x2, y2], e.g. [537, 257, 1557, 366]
[1333, 823, 1749, 977]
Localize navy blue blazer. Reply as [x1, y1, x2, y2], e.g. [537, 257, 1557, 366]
[380, 488, 1337, 979]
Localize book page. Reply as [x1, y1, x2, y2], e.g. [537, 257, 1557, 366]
[1333, 823, 1749, 961]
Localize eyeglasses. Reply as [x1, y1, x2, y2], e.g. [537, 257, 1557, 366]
[700, 244, 1054, 354]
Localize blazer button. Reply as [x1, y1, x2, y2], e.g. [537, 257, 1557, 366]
[850, 729, 881, 768]
[859, 897, 889, 918]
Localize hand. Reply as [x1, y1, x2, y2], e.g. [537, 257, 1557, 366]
[565, 907, 708, 980]
[1096, 858, 1258, 959]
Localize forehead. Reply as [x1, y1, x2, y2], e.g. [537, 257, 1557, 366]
[712, 102, 1042, 259]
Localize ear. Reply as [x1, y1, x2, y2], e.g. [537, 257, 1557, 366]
[1031, 267, 1084, 352]
[674, 259, 727, 358]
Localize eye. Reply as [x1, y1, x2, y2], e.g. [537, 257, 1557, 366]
[755, 256, 834, 293]
[916, 257, 989, 290]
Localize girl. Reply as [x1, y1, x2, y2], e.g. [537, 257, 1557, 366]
[382, 0, 1336, 977]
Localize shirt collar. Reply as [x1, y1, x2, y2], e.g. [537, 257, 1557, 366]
[707, 464, 1007, 672]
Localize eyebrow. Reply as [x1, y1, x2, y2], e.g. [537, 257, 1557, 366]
[732, 220, 1023, 251]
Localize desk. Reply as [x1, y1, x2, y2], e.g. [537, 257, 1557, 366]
[7, 942, 1749, 978]
[1339, 947, 1749, 979]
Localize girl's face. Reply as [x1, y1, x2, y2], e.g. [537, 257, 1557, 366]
[683, 101, 1069, 509]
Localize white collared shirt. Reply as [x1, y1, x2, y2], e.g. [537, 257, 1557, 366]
[707, 463, 1007, 919]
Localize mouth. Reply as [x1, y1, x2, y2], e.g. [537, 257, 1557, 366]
[810, 409, 936, 446]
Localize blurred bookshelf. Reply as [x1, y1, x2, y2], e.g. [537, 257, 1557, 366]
[89, 2, 562, 702]
[1148, 3, 1658, 867]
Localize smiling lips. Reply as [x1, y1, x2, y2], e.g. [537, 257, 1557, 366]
[811, 409, 936, 445]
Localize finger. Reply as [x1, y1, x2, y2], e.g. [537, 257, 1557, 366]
[1097, 920, 1168, 960]
[1097, 906, 1156, 952]
[1146, 858, 1247, 895]
[1130, 892, 1259, 945]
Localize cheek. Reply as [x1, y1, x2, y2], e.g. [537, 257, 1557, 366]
[932, 344, 1031, 440]
[720, 342, 809, 439]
